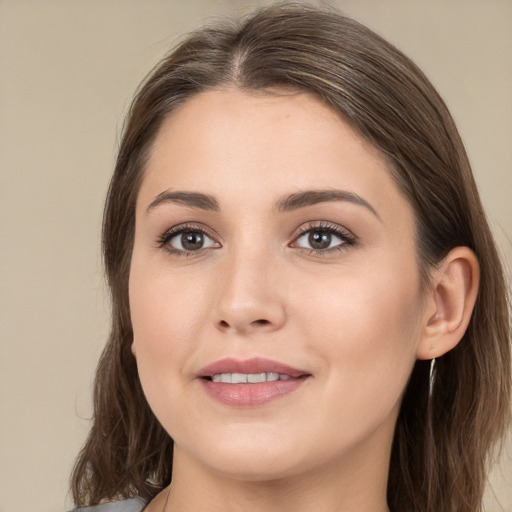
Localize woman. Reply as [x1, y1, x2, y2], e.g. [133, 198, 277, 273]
[70, 4, 511, 512]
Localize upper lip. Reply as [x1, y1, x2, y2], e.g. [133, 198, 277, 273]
[197, 357, 309, 378]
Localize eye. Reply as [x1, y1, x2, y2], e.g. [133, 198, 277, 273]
[295, 230, 343, 250]
[157, 224, 219, 255]
[170, 230, 216, 251]
[291, 222, 356, 253]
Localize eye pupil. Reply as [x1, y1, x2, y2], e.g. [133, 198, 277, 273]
[308, 231, 331, 249]
[181, 231, 204, 250]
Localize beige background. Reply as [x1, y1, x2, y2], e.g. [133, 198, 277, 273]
[0, 1, 510, 511]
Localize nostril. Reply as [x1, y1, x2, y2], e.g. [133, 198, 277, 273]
[216, 311, 283, 332]
[253, 319, 270, 326]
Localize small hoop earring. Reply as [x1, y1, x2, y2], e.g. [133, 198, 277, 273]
[429, 358, 436, 397]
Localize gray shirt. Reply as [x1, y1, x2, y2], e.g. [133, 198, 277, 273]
[71, 498, 146, 512]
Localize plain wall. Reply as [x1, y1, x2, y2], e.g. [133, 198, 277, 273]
[0, 1, 510, 511]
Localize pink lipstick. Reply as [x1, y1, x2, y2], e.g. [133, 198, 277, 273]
[197, 357, 310, 407]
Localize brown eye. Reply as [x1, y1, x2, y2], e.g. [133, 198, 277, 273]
[168, 230, 216, 252]
[295, 229, 346, 251]
[180, 232, 205, 250]
[308, 231, 332, 250]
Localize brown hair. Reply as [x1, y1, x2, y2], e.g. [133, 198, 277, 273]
[71, 4, 511, 511]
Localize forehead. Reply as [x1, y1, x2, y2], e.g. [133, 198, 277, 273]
[139, 88, 409, 220]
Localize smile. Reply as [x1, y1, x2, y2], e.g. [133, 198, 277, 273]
[211, 372, 292, 383]
[198, 358, 310, 406]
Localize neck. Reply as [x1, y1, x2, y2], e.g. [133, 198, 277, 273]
[163, 442, 391, 512]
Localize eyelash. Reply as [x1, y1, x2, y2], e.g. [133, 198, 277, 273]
[291, 221, 357, 255]
[156, 223, 219, 257]
[156, 221, 357, 257]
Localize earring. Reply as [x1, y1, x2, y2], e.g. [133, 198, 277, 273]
[429, 358, 436, 397]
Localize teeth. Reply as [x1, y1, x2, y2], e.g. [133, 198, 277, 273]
[248, 373, 266, 383]
[231, 373, 247, 384]
[211, 372, 293, 384]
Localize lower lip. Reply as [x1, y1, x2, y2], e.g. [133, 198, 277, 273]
[200, 377, 308, 407]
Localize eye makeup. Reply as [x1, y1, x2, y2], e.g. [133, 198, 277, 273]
[290, 220, 357, 256]
[156, 222, 221, 257]
[155, 219, 357, 258]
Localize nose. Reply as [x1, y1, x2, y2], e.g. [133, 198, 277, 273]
[214, 248, 287, 335]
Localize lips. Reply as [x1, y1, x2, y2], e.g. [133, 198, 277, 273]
[198, 357, 308, 379]
[197, 357, 310, 407]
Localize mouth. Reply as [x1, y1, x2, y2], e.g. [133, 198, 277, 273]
[210, 372, 294, 383]
[197, 357, 311, 407]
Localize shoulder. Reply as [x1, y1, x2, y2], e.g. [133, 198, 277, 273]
[69, 497, 146, 512]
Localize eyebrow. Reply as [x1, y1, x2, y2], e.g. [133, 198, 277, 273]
[275, 189, 379, 218]
[147, 190, 220, 212]
[146, 188, 379, 219]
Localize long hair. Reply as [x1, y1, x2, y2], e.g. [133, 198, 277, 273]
[71, 4, 511, 511]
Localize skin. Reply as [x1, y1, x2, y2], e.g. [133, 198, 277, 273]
[129, 88, 478, 512]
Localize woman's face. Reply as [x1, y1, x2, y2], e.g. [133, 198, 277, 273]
[130, 88, 428, 482]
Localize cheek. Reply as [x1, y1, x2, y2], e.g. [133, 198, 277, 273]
[299, 256, 423, 412]
[130, 253, 209, 346]
[128, 259, 211, 410]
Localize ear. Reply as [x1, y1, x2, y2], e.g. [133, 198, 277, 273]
[131, 340, 137, 358]
[416, 246, 480, 360]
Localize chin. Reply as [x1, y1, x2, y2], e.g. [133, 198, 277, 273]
[176, 427, 311, 482]
[208, 454, 304, 483]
